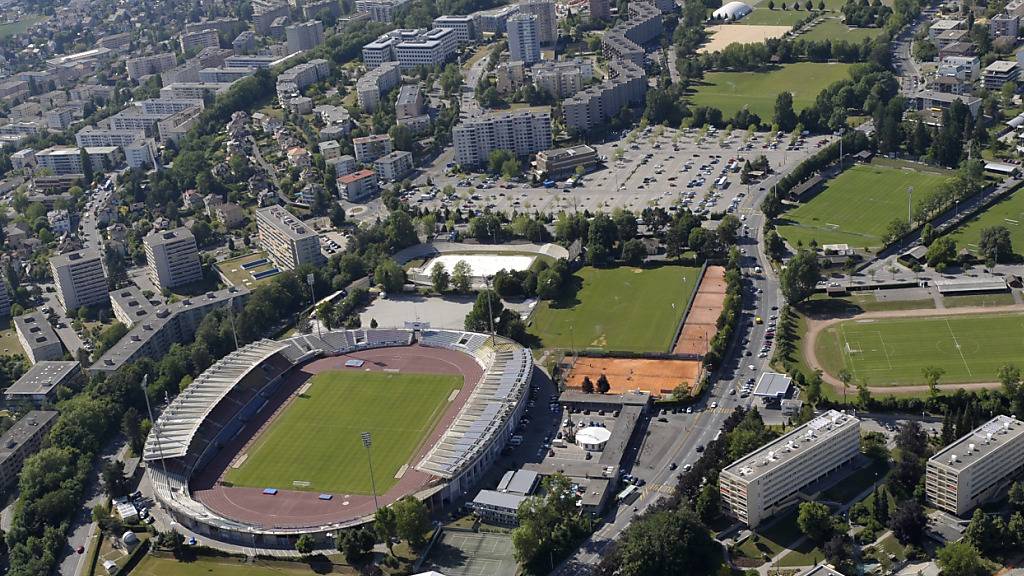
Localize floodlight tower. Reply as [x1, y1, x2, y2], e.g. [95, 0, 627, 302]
[361, 432, 380, 511]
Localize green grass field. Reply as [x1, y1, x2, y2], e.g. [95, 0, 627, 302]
[799, 17, 884, 41]
[225, 371, 462, 494]
[739, 8, 807, 25]
[529, 265, 700, 352]
[0, 14, 45, 38]
[776, 164, 951, 249]
[689, 62, 852, 118]
[946, 186, 1024, 257]
[814, 313, 1024, 386]
[133, 556, 331, 575]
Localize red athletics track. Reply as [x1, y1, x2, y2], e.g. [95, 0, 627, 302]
[191, 344, 483, 529]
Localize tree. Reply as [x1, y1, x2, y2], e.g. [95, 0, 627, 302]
[886, 218, 910, 243]
[695, 483, 720, 524]
[979, 226, 1013, 264]
[157, 530, 184, 555]
[1009, 481, 1024, 514]
[937, 541, 987, 576]
[330, 203, 346, 227]
[896, 421, 928, 458]
[452, 260, 472, 293]
[393, 495, 430, 548]
[890, 499, 926, 545]
[717, 214, 741, 244]
[430, 262, 450, 293]
[872, 486, 889, 525]
[488, 149, 515, 174]
[926, 237, 957, 268]
[965, 509, 1007, 557]
[336, 528, 375, 563]
[923, 365, 945, 397]
[597, 374, 611, 394]
[605, 508, 722, 576]
[797, 502, 836, 545]
[101, 461, 128, 499]
[780, 250, 820, 303]
[374, 259, 405, 293]
[765, 230, 786, 261]
[774, 91, 798, 132]
[295, 534, 316, 555]
[621, 239, 647, 266]
[375, 506, 398, 552]
[581, 376, 595, 394]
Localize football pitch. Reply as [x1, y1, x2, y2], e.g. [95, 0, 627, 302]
[689, 63, 852, 119]
[947, 186, 1024, 258]
[225, 371, 462, 494]
[776, 164, 951, 249]
[814, 313, 1024, 386]
[528, 265, 701, 352]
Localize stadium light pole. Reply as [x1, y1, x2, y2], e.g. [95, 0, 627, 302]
[308, 273, 322, 339]
[361, 432, 380, 512]
[140, 374, 173, 499]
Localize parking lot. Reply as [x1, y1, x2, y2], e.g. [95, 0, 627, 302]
[409, 126, 834, 218]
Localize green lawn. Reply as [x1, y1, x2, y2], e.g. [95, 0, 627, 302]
[776, 164, 952, 249]
[689, 63, 852, 119]
[528, 265, 700, 352]
[133, 555, 337, 575]
[813, 312, 1024, 386]
[214, 251, 278, 288]
[946, 185, 1024, 257]
[819, 459, 889, 504]
[799, 17, 884, 42]
[225, 371, 462, 494]
[943, 293, 1016, 308]
[0, 318, 25, 358]
[739, 8, 807, 25]
[0, 14, 46, 38]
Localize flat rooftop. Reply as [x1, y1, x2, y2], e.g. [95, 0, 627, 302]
[13, 312, 60, 350]
[799, 564, 847, 576]
[723, 410, 860, 482]
[930, 415, 1024, 472]
[256, 205, 317, 240]
[0, 411, 58, 462]
[144, 226, 195, 247]
[50, 249, 102, 268]
[6, 361, 79, 397]
[754, 372, 792, 398]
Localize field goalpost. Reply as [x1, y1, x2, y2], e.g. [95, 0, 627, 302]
[844, 341, 861, 355]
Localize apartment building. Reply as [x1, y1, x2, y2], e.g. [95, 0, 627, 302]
[110, 285, 164, 328]
[50, 249, 109, 312]
[356, 61, 401, 112]
[126, 53, 178, 81]
[929, 19, 966, 40]
[144, 226, 203, 289]
[720, 410, 861, 527]
[476, 4, 520, 32]
[0, 280, 9, 318]
[277, 59, 331, 97]
[361, 28, 458, 70]
[233, 30, 257, 54]
[186, 18, 244, 35]
[286, 20, 325, 53]
[14, 312, 64, 364]
[601, 1, 662, 65]
[496, 60, 526, 94]
[181, 29, 220, 53]
[508, 14, 541, 65]
[356, 0, 411, 22]
[253, 0, 291, 34]
[453, 108, 552, 167]
[590, 0, 611, 20]
[97, 32, 133, 51]
[329, 154, 358, 177]
[255, 206, 326, 271]
[374, 150, 414, 182]
[518, 0, 558, 45]
[532, 59, 593, 98]
[396, 84, 425, 118]
[938, 56, 980, 81]
[1010, 0, 1024, 17]
[983, 60, 1020, 89]
[353, 134, 394, 163]
[432, 15, 478, 45]
[991, 13, 1020, 38]
[0, 412, 58, 490]
[339, 169, 380, 201]
[44, 107, 74, 130]
[926, 415, 1024, 516]
[160, 82, 234, 100]
[563, 59, 647, 133]
[36, 146, 121, 176]
[5, 361, 83, 406]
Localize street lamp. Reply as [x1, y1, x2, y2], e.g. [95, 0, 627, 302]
[361, 432, 379, 512]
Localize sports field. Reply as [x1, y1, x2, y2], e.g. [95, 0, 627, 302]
[689, 63, 852, 118]
[799, 17, 884, 42]
[225, 371, 462, 494]
[814, 313, 1024, 386]
[529, 265, 701, 352]
[776, 164, 951, 249]
[947, 186, 1024, 257]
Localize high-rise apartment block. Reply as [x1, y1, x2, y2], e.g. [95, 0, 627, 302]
[356, 0, 411, 22]
[126, 53, 178, 80]
[144, 226, 203, 289]
[286, 20, 325, 54]
[50, 249, 109, 312]
[508, 14, 541, 65]
[926, 415, 1024, 516]
[180, 29, 220, 53]
[720, 410, 861, 527]
[453, 108, 552, 167]
[255, 206, 325, 271]
[518, 0, 558, 45]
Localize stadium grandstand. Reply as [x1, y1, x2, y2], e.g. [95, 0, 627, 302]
[143, 328, 532, 549]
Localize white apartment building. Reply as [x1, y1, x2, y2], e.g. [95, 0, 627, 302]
[353, 134, 394, 163]
[355, 61, 401, 111]
[396, 84, 424, 118]
[160, 82, 234, 100]
[453, 108, 552, 167]
[144, 227, 203, 289]
[356, 0, 411, 22]
[432, 15, 478, 45]
[36, 146, 121, 176]
[720, 410, 861, 527]
[338, 169, 379, 201]
[926, 415, 1024, 517]
[138, 98, 204, 116]
[255, 206, 325, 271]
[181, 29, 220, 53]
[14, 313, 63, 364]
[518, 0, 558, 45]
[126, 53, 178, 81]
[938, 56, 981, 82]
[47, 209, 71, 235]
[563, 59, 647, 133]
[50, 249, 109, 312]
[374, 150, 414, 182]
[328, 154, 357, 176]
[362, 28, 458, 70]
[508, 14, 541, 65]
[286, 20, 324, 54]
[532, 59, 593, 98]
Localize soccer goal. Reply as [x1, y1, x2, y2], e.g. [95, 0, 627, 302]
[844, 341, 862, 355]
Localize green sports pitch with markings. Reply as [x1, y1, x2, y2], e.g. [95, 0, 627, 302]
[814, 313, 1024, 386]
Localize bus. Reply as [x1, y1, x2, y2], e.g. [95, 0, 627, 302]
[616, 484, 641, 505]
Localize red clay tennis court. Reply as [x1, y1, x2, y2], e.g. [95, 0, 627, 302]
[564, 356, 703, 397]
[674, 265, 727, 356]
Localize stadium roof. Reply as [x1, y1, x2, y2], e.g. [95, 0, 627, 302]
[143, 339, 289, 462]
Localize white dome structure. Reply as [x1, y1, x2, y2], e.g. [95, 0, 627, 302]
[576, 426, 612, 451]
[712, 1, 753, 20]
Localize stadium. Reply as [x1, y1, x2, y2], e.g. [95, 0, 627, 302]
[142, 328, 533, 549]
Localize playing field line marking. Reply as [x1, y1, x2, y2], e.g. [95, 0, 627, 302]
[874, 330, 894, 370]
[945, 318, 973, 376]
[840, 323, 859, 379]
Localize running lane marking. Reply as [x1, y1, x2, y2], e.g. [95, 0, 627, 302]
[945, 318, 973, 376]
